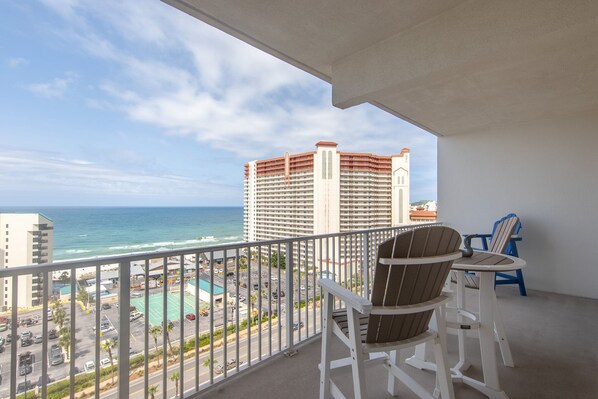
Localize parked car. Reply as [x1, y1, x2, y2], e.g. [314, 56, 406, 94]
[49, 346, 64, 366]
[23, 318, 38, 327]
[100, 358, 111, 368]
[92, 322, 114, 333]
[84, 361, 95, 373]
[37, 375, 55, 388]
[101, 303, 111, 310]
[21, 330, 33, 339]
[48, 329, 58, 339]
[47, 310, 53, 321]
[0, 336, 5, 346]
[0, 344, 4, 353]
[185, 313, 196, 321]
[21, 337, 33, 347]
[292, 321, 304, 331]
[34, 334, 43, 344]
[272, 290, 286, 299]
[17, 381, 33, 394]
[129, 311, 142, 322]
[6, 334, 18, 343]
[19, 364, 32, 376]
[161, 320, 174, 329]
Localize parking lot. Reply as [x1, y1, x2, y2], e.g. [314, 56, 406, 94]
[0, 264, 318, 397]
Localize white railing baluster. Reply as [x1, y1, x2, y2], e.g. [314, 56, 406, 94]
[285, 241, 293, 351]
[118, 261, 131, 398]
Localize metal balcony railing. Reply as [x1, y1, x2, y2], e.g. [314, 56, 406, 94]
[0, 223, 439, 399]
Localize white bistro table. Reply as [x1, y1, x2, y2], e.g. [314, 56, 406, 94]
[407, 251, 526, 399]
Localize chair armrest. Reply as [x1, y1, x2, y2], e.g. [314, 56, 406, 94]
[318, 278, 372, 315]
[379, 251, 462, 266]
[463, 233, 491, 251]
[370, 294, 452, 315]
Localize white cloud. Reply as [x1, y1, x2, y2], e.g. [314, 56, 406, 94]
[7, 57, 29, 68]
[35, 0, 437, 200]
[26, 73, 77, 98]
[0, 148, 239, 202]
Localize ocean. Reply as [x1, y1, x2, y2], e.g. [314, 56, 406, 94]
[0, 207, 244, 261]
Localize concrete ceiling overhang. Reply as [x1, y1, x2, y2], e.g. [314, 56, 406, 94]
[164, 0, 598, 137]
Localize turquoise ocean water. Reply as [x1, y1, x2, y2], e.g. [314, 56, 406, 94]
[0, 207, 243, 260]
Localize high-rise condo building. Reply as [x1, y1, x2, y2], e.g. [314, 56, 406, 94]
[244, 141, 410, 242]
[0, 213, 53, 310]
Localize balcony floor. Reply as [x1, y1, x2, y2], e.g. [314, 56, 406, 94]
[202, 288, 598, 398]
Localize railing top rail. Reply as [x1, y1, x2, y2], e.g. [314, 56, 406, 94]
[0, 222, 441, 277]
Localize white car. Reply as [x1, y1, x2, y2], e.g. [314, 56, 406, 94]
[100, 358, 111, 368]
[84, 361, 95, 373]
[129, 312, 142, 321]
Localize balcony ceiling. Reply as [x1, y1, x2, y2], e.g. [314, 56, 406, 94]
[164, 0, 598, 136]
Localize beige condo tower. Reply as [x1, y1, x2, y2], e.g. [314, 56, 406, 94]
[0, 213, 53, 310]
[244, 142, 410, 280]
[244, 141, 410, 242]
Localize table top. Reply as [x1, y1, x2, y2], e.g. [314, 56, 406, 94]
[452, 251, 526, 272]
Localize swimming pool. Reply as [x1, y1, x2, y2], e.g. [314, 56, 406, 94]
[130, 291, 200, 326]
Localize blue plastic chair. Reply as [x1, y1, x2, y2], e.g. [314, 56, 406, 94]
[465, 213, 526, 296]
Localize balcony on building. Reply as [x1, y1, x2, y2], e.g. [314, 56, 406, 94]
[2, 1, 597, 398]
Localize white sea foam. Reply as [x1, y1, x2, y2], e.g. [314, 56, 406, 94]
[108, 237, 219, 251]
[65, 249, 93, 254]
[222, 236, 241, 241]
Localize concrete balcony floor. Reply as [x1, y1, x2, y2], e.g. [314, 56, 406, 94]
[202, 288, 598, 398]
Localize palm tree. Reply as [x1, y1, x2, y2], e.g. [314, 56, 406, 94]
[50, 297, 61, 312]
[149, 325, 162, 366]
[76, 285, 90, 309]
[59, 327, 71, 360]
[101, 338, 117, 383]
[164, 321, 175, 361]
[53, 305, 68, 330]
[249, 293, 259, 313]
[169, 371, 180, 398]
[147, 385, 159, 399]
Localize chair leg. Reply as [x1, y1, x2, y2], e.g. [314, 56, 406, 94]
[516, 269, 527, 296]
[387, 350, 399, 396]
[492, 293, 514, 367]
[434, 307, 455, 399]
[347, 307, 367, 398]
[319, 292, 334, 399]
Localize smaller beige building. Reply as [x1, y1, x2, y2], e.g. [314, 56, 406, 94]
[0, 213, 53, 310]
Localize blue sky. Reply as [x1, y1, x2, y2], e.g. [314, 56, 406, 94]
[0, 0, 437, 207]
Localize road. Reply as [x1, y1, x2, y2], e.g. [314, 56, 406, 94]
[102, 311, 322, 399]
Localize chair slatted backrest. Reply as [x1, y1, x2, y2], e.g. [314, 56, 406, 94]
[366, 226, 461, 344]
[489, 214, 520, 254]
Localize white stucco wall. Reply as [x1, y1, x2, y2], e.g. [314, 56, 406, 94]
[313, 144, 340, 235]
[391, 152, 410, 226]
[438, 108, 598, 299]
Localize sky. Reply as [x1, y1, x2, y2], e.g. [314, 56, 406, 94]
[0, 0, 437, 207]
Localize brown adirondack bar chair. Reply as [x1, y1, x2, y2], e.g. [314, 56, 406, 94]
[318, 226, 462, 399]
